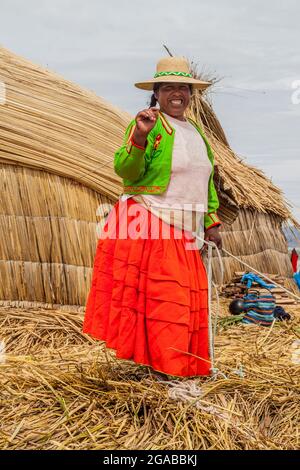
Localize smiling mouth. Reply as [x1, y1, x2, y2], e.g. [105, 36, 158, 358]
[170, 99, 184, 105]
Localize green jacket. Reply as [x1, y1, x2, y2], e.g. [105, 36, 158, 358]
[114, 112, 221, 230]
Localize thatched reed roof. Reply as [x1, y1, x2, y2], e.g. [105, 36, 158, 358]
[186, 63, 298, 226]
[0, 46, 130, 200]
[0, 46, 298, 227]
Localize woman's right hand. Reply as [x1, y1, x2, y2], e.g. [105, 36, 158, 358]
[134, 107, 159, 142]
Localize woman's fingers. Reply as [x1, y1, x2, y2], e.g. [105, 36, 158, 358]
[136, 111, 146, 121]
[203, 233, 222, 250]
[137, 108, 159, 122]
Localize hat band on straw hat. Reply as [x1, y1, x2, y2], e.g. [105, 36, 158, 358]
[134, 56, 212, 90]
[154, 71, 193, 78]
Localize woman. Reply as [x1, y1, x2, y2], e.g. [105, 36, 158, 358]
[83, 57, 222, 378]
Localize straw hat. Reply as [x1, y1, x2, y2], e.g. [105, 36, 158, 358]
[135, 56, 211, 91]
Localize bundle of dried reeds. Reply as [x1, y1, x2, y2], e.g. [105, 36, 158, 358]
[186, 65, 298, 226]
[0, 303, 299, 450]
[0, 47, 129, 200]
[208, 209, 294, 284]
[0, 165, 117, 305]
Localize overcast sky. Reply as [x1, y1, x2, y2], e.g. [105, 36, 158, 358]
[1, 0, 299, 222]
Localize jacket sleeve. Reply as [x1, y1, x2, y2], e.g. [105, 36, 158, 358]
[204, 147, 222, 231]
[114, 120, 147, 182]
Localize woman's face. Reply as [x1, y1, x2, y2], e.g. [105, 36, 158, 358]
[154, 83, 192, 120]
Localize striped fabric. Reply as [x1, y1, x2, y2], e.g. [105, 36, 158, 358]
[154, 71, 193, 78]
[242, 290, 275, 327]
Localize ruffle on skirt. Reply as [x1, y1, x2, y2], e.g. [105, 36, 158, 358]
[83, 198, 210, 377]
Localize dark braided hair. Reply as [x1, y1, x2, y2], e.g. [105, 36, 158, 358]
[149, 83, 161, 108]
[149, 83, 193, 108]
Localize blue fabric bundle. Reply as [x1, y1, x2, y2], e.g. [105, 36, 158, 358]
[294, 272, 300, 290]
[242, 290, 276, 327]
[241, 273, 275, 290]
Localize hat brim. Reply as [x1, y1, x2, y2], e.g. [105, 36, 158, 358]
[134, 75, 211, 91]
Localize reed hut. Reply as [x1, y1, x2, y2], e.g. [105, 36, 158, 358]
[0, 47, 298, 308]
[186, 63, 299, 289]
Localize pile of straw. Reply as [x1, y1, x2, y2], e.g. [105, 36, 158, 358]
[0, 47, 130, 200]
[186, 62, 298, 227]
[0, 164, 113, 306]
[211, 209, 295, 284]
[1, 302, 299, 450]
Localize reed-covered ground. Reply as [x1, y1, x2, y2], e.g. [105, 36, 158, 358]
[0, 301, 299, 450]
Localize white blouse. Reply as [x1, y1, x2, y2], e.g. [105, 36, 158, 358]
[121, 113, 212, 244]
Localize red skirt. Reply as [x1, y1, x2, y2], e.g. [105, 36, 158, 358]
[83, 198, 211, 377]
